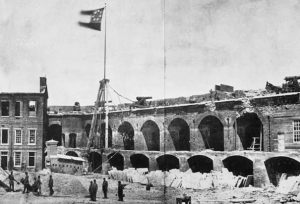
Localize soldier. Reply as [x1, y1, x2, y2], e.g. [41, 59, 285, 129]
[48, 175, 54, 196]
[22, 172, 30, 193]
[117, 181, 126, 201]
[92, 179, 98, 201]
[8, 171, 18, 192]
[89, 181, 93, 201]
[37, 176, 42, 195]
[102, 178, 108, 199]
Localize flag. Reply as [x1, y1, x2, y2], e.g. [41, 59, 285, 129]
[79, 8, 104, 31]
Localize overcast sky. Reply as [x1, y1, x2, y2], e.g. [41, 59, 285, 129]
[1, 0, 300, 105]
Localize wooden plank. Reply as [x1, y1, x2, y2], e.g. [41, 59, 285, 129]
[244, 175, 254, 187]
[230, 198, 256, 203]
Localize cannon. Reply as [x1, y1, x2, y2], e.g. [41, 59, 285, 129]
[282, 76, 300, 92]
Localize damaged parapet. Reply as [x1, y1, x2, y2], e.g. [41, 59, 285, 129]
[45, 139, 86, 174]
[215, 84, 234, 92]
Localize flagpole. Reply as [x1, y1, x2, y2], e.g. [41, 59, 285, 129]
[104, 3, 109, 149]
[104, 3, 107, 80]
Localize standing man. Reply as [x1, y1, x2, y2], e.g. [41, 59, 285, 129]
[22, 172, 30, 193]
[8, 171, 16, 192]
[102, 178, 108, 199]
[89, 180, 93, 201]
[48, 175, 54, 196]
[37, 176, 42, 195]
[92, 179, 98, 201]
[117, 181, 126, 202]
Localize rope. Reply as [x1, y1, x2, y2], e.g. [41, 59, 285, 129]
[108, 84, 135, 103]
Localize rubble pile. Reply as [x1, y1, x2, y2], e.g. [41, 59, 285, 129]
[40, 173, 88, 196]
[0, 168, 8, 181]
[109, 168, 248, 190]
[0, 168, 9, 191]
[108, 168, 149, 185]
[276, 173, 300, 195]
[275, 173, 300, 203]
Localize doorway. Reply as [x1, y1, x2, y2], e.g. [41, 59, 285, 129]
[1, 152, 8, 170]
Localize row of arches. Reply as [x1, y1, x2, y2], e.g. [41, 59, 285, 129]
[117, 112, 263, 151]
[47, 112, 263, 151]
[87, 152, 300, 187]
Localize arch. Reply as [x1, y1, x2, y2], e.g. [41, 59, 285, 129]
[236, 113, 263, 150]
[141, 120, 160, 151]
[156, 154, 179, 171]
[66, 151, 78, 157]
[265, 156, 300, 186]
[130, 154, 149, 169]
[118, 121, 134, 150]
[108, 152, 124, 170]
[198, 116, 224, 151]
[89, 152, 102, 173]
[223, 156, 253, 177]
[99, 123, 112, 148]
[47, 124, 62, 146]
[168, 118, 190, 151]
[187, 155, 213, 173]
[85, 124, 91, 138]
[69, 133, 76, 148]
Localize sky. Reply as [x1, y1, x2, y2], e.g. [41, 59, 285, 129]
[0, 0, 300, 105]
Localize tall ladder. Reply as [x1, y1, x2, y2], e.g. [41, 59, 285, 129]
[87, 78, 110, 150]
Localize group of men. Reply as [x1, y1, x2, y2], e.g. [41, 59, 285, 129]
[8, 171, 127, 201]
[7, 171, 54, 196]
[89, 178, 126, 202]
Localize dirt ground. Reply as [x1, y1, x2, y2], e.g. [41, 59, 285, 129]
[0, 171, 292, 204]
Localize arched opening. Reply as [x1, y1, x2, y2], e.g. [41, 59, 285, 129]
[85, 124, 91, 138]
[141, 120, 160, 151]
[223, 156, 253, 177]
[69, 133, 76, 148]
[99, 123, 112, 148]
[66, 151, 78, 157]
[168, 118, 190, 151]
[198, 116, 224, 151]
[108, 152, 124, 170]
[130, 154, 149, 169]
[265, 157, 300, 186]
[118, 122, 134, 150]
[156, 154, 179, 171]
[89, 152, 102, 173]
[187, 155, 213, 173]
[236, 113, 263, 150]
[47, 124, 62, 146]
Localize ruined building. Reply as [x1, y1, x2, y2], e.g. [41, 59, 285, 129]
[48, 79, 300, 187]
[0, 77, 48, 171]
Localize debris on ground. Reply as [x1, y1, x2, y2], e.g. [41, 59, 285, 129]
[109, 167, 250, 190]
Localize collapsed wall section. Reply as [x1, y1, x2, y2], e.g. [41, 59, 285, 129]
[265, 156, 300, 186]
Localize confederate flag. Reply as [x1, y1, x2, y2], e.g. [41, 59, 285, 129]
[79, 8, 104, 31]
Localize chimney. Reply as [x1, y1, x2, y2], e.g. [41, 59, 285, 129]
[40, 77, 47, 92]
[40, 77, 48, 98]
